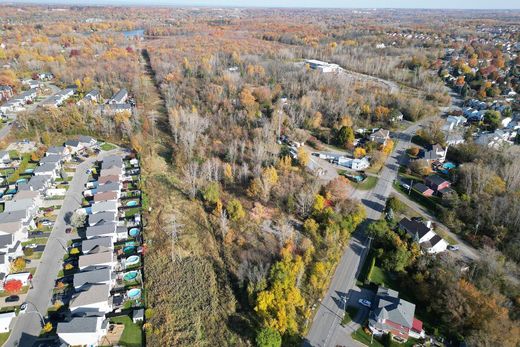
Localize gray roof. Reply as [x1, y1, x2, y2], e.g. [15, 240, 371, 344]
[85, 90, 99, 98]
[34, 162, 58, 174]
[79, 251, 114, 268]
[46, 146, 66, 155]
[57, 317, 100, 334]
[101, 155, 123, 169]
[74, 267, 112, 288]
[95, 183, 120, 194]
[82, 237, 113, 254]
[28, 175, 52, 191]
[372, 287, 415, 329]
[90, 201, 118, 214]
[39, 154, 62, 164]
[110, 89, 128, 103]
[0, 210, 26, 223]
[86, 223, 117, 238]
[4, 199, 34, 213]
[69, 283, 110, 309]
[79, 135, 96, 143]
[0, 233, 14, 248]
[89, 212, 117, 226]
[65, 140, 80, 147]
[399, 218, 431, 240]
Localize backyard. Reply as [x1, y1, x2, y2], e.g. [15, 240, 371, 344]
[109, 315, 142, 347]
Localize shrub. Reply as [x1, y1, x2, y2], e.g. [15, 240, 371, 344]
[256, 327, 281, 347]
[23, 248, 34, 257]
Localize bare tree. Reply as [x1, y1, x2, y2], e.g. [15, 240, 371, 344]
[183, 161, 200, 199]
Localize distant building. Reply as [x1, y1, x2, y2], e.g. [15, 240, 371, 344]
[305, 59, 340, 73]
[108, 89, 128, 104]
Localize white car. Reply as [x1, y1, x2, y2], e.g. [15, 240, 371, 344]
[19, 302, 27, 314]
[400, 182, 411, 190]
[447, 245, 460, 251]
[24, 244, 38, 249]
[358, 299, 372, 307]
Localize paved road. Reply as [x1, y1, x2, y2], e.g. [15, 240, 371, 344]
[305, 118, 432, 347]
[5, 150, 119, 347]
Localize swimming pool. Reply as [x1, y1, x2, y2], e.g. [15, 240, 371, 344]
[16, 178, 27, 184]
[127, 288, 141, 299]
[126, 200, 139, 207]
[129, 228, 140, 237]
[123, 246, 136, 254]
[24, 169, 34, 174]
[125, 255, 140, 268]
[443, 162, 456, 170]
[123, 271, 139, 281]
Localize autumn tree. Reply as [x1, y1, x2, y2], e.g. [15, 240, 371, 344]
[227, 199, 245, 222]
[297, 147, 310, 167]
[3, 279, 22, 295]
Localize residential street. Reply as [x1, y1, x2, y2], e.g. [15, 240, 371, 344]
[5, 149, 120, 347]
[304, 117, 436, 347]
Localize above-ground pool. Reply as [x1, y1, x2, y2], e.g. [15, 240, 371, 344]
[125, 255, 140, 268]
[24, 169, 34, 174]
[127, 288, 142, 299]
[6, 189, 16, 195]
[126, 200, 139, 207]
[443, 162, 456, 170]
[16, 178, 27, 184]
[123, 270, 139, 281]
[123, 246, 136, 254]
[129, 228, 140, 237]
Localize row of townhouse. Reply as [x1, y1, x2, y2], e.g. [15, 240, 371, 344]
[95, 89, 134, 116]
[0, 88, 38, 114]
[57, 154, 144, 347]
[40, 88, 76, 109]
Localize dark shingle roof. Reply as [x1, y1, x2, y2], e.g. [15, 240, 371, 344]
[399, 218, 431, 239]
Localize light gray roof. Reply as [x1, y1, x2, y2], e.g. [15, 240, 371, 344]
[82, 237, 113, 254]
[28, 175, 52, 191]
[79, 251, 114, 268]
[373, 287, 415, 329]
[0, 210, 26, 223]
[86, 222, 117, 238]
[79, 135, 96, 143]
[89, 212, 117, 226]
[46, 146, 66, 155]
[4, 199, 34, 213]
[74, 267, 112, 288]
[0, 233, 14, 249]
[57, 317, 100, 333]
[95, 182, 120, 194]
[39, 154, 62, 164]
[34, 162, 58, 174]
[101, 155, 123, 169]
[90, 201, 118, 214]
[69, 283, 110, 309]
[110, 89, 128, 103]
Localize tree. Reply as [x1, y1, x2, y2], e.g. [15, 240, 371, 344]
[408, 146, 420, 157]
[42, 322, 53, 334]
[297, 147, 310, 166]
[70, 211, 87, 228]
[202, 182, 220, 205]
[335, 126, 355, 148]
[227, 199, 245, 222]
[11, 257, 26, 273]
[3, 279, 22, 295]
[484, 110, 501, 131]
[353, 147, 366, 158]
[256, 327, 282, 347]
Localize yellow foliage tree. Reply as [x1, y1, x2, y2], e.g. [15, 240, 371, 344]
[353, 147, 367, 158]
[297, 147, 310, 167]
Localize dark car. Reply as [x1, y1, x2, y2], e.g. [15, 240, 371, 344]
[65, 228, 72, 234]
[5, 295, 19, 303]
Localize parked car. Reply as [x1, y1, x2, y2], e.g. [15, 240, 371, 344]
[42, 221, 53, 226]
[65, 228, 72, 234]
[24, 243, 38, 249]
[5, 295, 19, 303]
[447, 245, 460, 251]
[400, 182, 410, 190]
[19, 302, 27, 313]
[31, 231, 43, 236]
[358, 299, 372, 307]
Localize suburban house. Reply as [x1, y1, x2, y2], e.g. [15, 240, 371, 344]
[64, 140, 82, 154]
[78, 251, 116, 270]
[77, 89, 100, 105]
[33, 162, 60, 179]
[73, 267, 115, 290]
[85, 223, 117, 240]
[98, 175, 120, 185]
[88, 212, 117, 227]
[81, 237, 114, 254]
[369, 287, 425, 342]
[90, 201, 118, 214]
[424, 175, 451, 192]
[0, 232, 24, 275]
[336, 156, 370, 171]
[94, 182, 121, 194]
[78, 135, 97, 148]
[370, 129, 390, 146]
[0, 312, 15, 332]
[57, 317, 108, 347]
[108, 89, 128, 104]
[94, 191, 119, 203]
[304, 59, 340, 73]
[46, 146, 70, 159]
[413, 183, 434, 197]
[419, 144, 448, 163]
[39, 154, 63, 166]
[398, 218, 448, 254]
[69, 283, 112, 315]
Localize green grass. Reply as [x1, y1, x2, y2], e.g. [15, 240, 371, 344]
[21, 238, 48, 246]
[100, 143, 117, 151]
[125, 207, 141, 218]
[109, 315, 142, 347]
[352, 176, 378, 190]
[393, 181, 441, 215]
[369, 265, 389, 286]
[352, 327, 384, 347]
[341, 306, 359, 325]
[0, 332, 10, 346]
[435, 229, 458, 245]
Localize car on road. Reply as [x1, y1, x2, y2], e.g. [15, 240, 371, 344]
[400, 182, 411, 190]
[447, 245, 459, 251]
[5, 295, 19, 303]
[42, 221, 53, 226]
[19, 302, 27, 313]
[24, 243, 38, 249]
[358, 299, 372, 307]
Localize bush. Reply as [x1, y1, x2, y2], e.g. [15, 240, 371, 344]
[256, 327, 281, 347]
[23, 248, 34, 257]
[365, 254, 376, 285]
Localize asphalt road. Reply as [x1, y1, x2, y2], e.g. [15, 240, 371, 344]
[5, 150, 119, 347]
[304, 119, 430, 347]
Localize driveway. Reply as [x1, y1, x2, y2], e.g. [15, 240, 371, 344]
[4, 149, 120, 347]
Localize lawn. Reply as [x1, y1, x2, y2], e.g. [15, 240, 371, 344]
[352, 327, 384, 347]
[352, 176, 378, 190]
[0, 332, 10, 346]
[22, 237, 48, 246]
[110, 315, 142, 347]
[369, 265, 389, 286]
[435, 229, 458, 245]
[100, 142, 117, 151]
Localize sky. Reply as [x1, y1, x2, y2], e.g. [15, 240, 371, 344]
[4, 0, 520, 9]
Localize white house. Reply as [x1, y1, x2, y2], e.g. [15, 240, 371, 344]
[78, 251, 116, 270]
[108, 89, 128, 104]
[85, 223, 117, 240]
[57, 317, 108, 347]
[73, 267, 114, 290]
[398, 218, 448, 254]
[91, 201, 118, 214]
[69, 283, 112, 315]
[0, 312, 16, 332]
